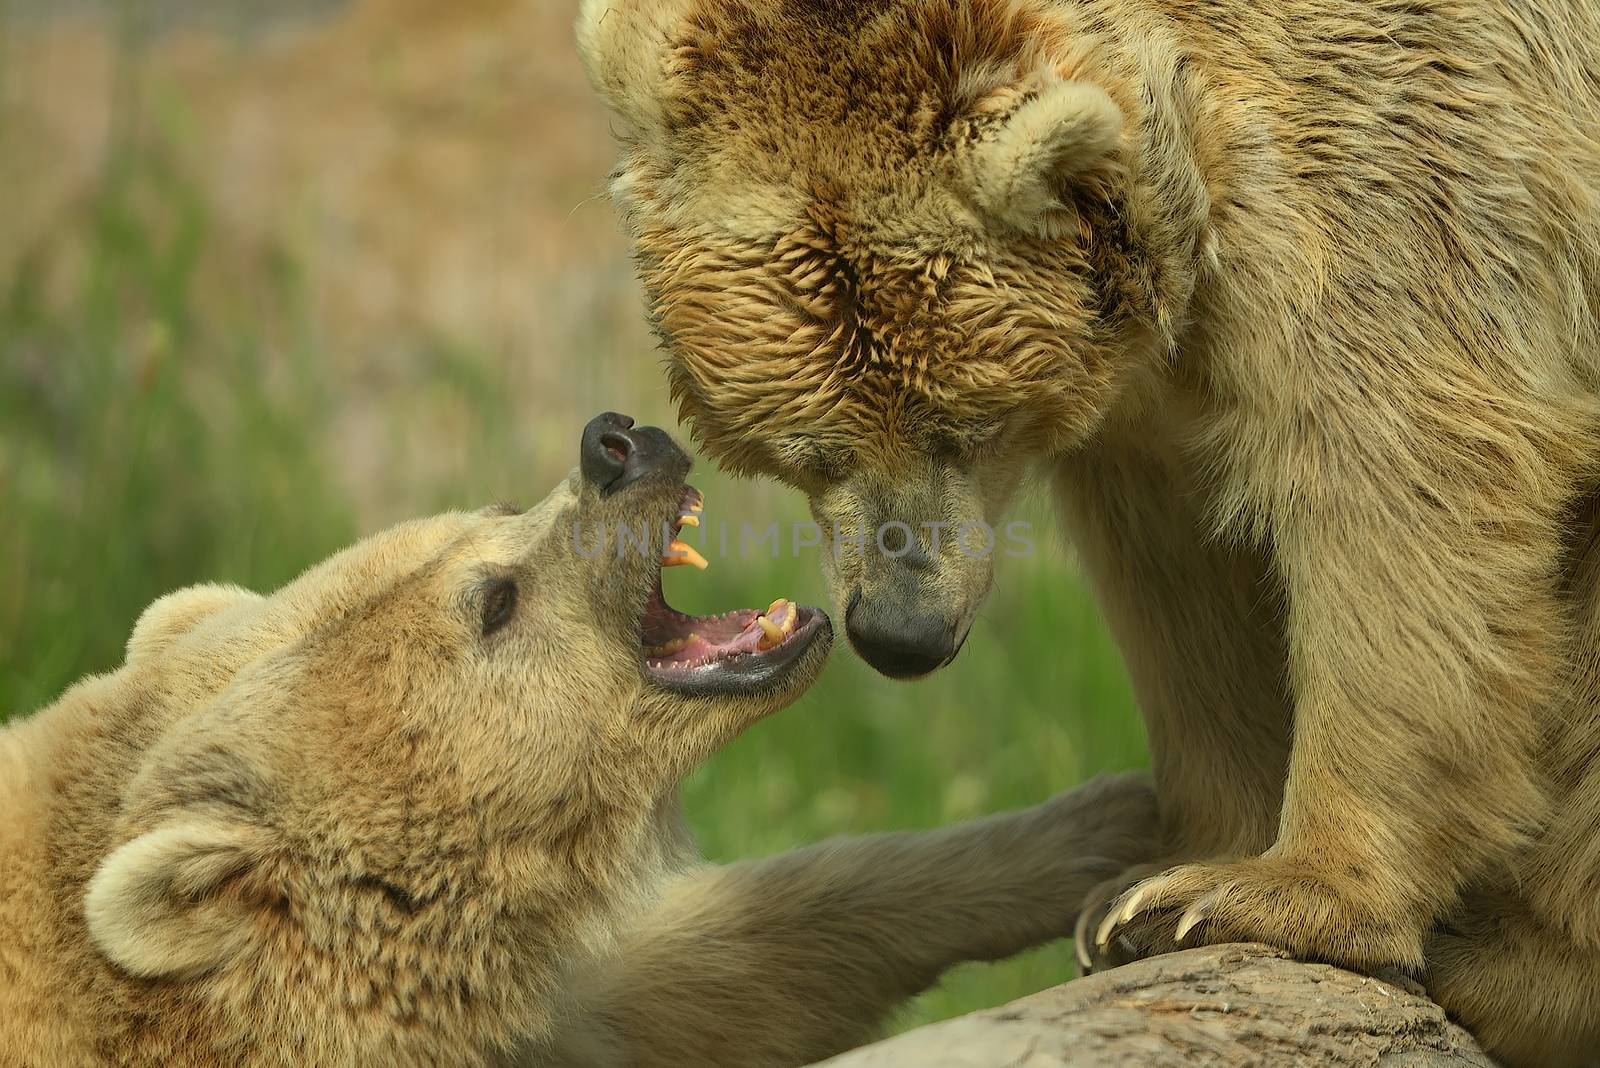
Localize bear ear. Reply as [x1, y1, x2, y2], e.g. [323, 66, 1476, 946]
[575, 0, 694, 138]
[126, 583, 258, 663]
[85, 821, 274, 979]
[964, 80, 1124, 238]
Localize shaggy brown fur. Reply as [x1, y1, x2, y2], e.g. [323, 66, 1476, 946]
[577, 0, 1600, 1062]
[0, 435, 1158, 1067]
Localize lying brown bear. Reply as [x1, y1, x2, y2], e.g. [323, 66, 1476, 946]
[0, 413, 1157, 1068]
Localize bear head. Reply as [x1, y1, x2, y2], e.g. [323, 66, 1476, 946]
[578, 0, 1214, 678]
[73, 414, 830, 1064]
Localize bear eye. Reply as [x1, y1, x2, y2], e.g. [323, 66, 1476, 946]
[480, 579, 518, 636]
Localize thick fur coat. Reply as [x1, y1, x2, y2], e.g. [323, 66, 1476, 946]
[0, 427, 1157, 1067]
[576, 1, 1600, 1063]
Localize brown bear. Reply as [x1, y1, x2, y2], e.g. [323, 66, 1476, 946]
[575, 0, 1600, 1063]
[0, 412, 1158, 1068]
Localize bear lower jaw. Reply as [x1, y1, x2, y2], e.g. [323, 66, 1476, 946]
[642, 591, 801, 666]
[631, 484, 830, 696]
[638, 579, 830, 696]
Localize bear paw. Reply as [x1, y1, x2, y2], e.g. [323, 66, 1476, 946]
[1092, 857, 1428, 972]
[1073, 862, 1174, 973]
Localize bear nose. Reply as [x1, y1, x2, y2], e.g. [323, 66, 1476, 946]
[843, 590, 957, 680]
[580, 411, 686, 495]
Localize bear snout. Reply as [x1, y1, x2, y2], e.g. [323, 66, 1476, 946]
[579, 411, 689, 496]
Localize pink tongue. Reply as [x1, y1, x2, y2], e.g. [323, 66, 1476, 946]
[655, 619, 759, 666]
[653, 603, 795, 667]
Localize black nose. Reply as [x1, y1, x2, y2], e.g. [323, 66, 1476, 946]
[844, 591, 956, 680]
[580, 412, 687, 495]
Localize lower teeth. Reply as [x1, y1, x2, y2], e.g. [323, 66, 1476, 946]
[644, 634, 697, 656]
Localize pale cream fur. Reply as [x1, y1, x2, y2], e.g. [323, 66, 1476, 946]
[0, 455, 1158, 1067]
[577, 0, 1600, 1063]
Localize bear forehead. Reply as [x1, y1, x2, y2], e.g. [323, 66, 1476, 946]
[616, 2, 1118, 469]
[662, 0, 1068, 178]
[635, 205, 1101, 476]
[273, 513, 503, 622]
[638, 209, 1098, 458]
[189, 500, 572, 674]
[277, 493, 571, 615]
[134, 513, 499, 705]
[670, 0, 1059, 131]
[628, 0, 1091, 278]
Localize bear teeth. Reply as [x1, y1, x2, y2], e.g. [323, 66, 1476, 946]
[644, 635, 696, 657]
[661, 540, 708, 570]
[755, 601, 797, 651]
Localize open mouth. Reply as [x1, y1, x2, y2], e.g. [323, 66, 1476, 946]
[641, 485, 829, 693]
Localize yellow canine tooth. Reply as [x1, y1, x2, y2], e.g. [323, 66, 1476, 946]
[756, 614, 784, 651]
[766, 597, 789, 616]
[676, 513, 701, 528]
[662, 540, 709, 570]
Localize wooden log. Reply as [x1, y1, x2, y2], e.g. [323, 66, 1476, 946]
[815, 944, 1497, 1067]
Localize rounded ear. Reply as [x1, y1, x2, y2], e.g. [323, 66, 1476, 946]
[964, 80, 1124, 237]
[85, 821, 272, 979]
[126, 583, 258, 663]
[575, 0, 694, 138]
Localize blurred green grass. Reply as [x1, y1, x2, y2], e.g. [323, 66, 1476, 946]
[0, 46, 1146, 1037]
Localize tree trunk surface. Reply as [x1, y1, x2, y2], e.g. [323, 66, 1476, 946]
[815, 944, 1498, 1067]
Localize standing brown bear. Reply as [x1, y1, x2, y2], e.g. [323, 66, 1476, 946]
[575, 0, 1600, 1063]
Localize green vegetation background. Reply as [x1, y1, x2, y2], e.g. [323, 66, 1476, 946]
[0, 4, 1147, 1035]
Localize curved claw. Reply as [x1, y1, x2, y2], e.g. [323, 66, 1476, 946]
[1093, 897, 1122, 950]
[1174, 883, 1230, 944]
[1074, 907, 1097, 971]
[1095, 872, 1173, 949]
